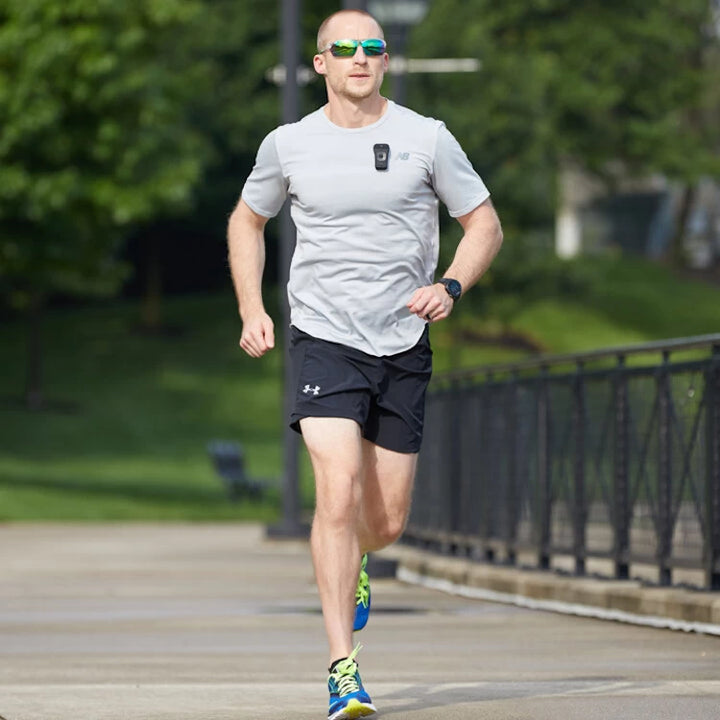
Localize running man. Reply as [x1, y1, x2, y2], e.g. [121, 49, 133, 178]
[227, 9, 503, 719]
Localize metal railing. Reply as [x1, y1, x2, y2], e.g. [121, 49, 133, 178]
[406, 334, 720, 590]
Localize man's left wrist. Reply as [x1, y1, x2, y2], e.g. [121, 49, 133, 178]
[438, 277, 462, 302]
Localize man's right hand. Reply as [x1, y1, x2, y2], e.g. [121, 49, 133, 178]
[239, 312, 275, 358]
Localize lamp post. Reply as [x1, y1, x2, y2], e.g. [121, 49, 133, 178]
[268, 0, 304, 539]
[367, 0, 430, 105]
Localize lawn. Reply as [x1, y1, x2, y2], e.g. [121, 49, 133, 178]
[0, 293, 286, 521]
[1, 254, 718, 520]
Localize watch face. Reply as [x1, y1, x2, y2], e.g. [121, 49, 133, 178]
[444, 279, 462, 300]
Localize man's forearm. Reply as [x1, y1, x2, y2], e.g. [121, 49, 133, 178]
[228, 200, 275, 358]
[443, 201, 503, 295]
[406, 201, 503, 323]
[227, 203, 267, 320]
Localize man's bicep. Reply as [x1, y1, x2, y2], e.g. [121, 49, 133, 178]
[432, 123, 490, 217]
[231, 198, 271, 232]
[456, 198, 500, 231]
[240, 129, 288, 218]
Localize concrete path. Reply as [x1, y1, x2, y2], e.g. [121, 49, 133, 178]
[0, 523, 718, 720]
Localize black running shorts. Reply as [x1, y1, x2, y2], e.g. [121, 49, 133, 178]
[288, 326, 433, 454]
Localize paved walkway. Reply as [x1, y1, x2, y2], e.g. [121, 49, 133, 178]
[0, 523, 719, 720]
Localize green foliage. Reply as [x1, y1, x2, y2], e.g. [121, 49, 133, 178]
[0, 0, 212, 306]
[184, 0, 280, 156]
[410, 0, 720, 231]
[462, 233, 597, 330]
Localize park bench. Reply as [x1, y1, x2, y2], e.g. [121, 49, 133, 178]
[206, 440, 268, 501]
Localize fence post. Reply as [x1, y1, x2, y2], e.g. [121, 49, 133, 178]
[448, 379, 463, 553]
[479, 374, 495, 561]
[613, 354, 630, 580]
[506, 374, 520, 565]
[573, 363, 587, 576]
[657, 351, 673, 586]
[705, 345, 720, 590]
[537, 367, 552, 570]
[437, 387, 456, 554]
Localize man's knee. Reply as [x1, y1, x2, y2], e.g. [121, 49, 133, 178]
[314, 472, 363, 527]
[378, 517, 406, 546]
[365, 508, 409, 547]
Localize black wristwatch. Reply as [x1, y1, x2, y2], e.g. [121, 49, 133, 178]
[438, 277, 462, 302]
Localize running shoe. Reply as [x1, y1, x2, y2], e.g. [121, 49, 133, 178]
[327, 644, 376, 720]
[353, 553, 371, 632]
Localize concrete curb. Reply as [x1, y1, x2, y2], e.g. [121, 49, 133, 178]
[381, 545, 720, 636]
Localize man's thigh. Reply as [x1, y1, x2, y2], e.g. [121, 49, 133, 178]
[300, 417, 363, 476]
[361, 439, 417, 520]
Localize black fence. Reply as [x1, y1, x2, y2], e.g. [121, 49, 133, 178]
[407, 334, 720, 591]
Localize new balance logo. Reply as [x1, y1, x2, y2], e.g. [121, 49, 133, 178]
[302, 384, 320, 396]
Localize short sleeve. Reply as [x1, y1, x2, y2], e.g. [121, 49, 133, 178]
[241, 130, 288, 218]
[431, 123, 490, 218]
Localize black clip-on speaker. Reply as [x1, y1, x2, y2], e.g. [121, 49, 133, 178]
[373, 143, 389, 171]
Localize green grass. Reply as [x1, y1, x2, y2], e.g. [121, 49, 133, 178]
[451, 254, 720, 360]
[1, 254, 719, 520]
[0, 292, 287, 521]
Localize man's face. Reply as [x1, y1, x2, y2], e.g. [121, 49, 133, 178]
[313, 14, 388, 101]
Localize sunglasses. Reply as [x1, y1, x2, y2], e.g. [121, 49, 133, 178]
[322, 38, 387, 58]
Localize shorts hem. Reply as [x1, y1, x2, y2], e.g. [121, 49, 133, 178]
[291, 414, 422, 455]
[289, 412, 364, 435]
[366, 435, 422, 455]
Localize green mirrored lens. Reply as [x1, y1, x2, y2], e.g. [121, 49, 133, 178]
[330, 40, 358, 57]
[329, 39, 386, 57]
[361, 39, 386, 56]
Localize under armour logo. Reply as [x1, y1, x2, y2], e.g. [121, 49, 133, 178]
[398, 152, 410, 160]
[303, 384, 320, 396]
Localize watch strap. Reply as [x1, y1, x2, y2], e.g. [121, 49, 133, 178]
[439, 277, 462, 301]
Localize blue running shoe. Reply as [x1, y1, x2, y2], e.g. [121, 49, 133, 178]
[327, 644, 376, 720]
[353, 554, 371, 632]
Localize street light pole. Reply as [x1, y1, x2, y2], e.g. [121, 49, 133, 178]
[367, 0, 430, 105]
[269, 0, 304, 538]
[385, 22, 410, 105]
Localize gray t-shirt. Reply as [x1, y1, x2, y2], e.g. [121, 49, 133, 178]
[241, 100, 490, 356]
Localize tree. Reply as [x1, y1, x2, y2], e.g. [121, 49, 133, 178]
[0, 0, 211, 407]
[400, 0, 720, 352]
[409, 0, 720, 235]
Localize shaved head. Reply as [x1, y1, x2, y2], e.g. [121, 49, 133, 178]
[316, 9, 384, 53]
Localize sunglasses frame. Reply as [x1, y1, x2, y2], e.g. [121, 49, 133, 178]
[322, 38, 387, 58]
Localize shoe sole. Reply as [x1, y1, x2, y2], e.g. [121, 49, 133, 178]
[328, 698, 377, 720]
[353, 590, 371, 632]
[353, 603, 370, 632]
[353, 555, 370, 632]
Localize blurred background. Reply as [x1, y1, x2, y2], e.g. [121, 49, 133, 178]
[1, 0, 719, 524]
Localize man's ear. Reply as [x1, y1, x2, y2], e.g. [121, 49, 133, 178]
[313, 53, 326, 76]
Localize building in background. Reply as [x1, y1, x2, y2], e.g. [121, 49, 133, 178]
[556, 168, 720, 270]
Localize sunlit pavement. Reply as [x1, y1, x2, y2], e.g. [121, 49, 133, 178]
[1, 523, 719, 720]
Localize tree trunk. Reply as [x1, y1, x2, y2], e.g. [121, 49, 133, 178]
[669, 184, 696, 269]
[140, 232, 163, 331]
[24, 291, 44, 410]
